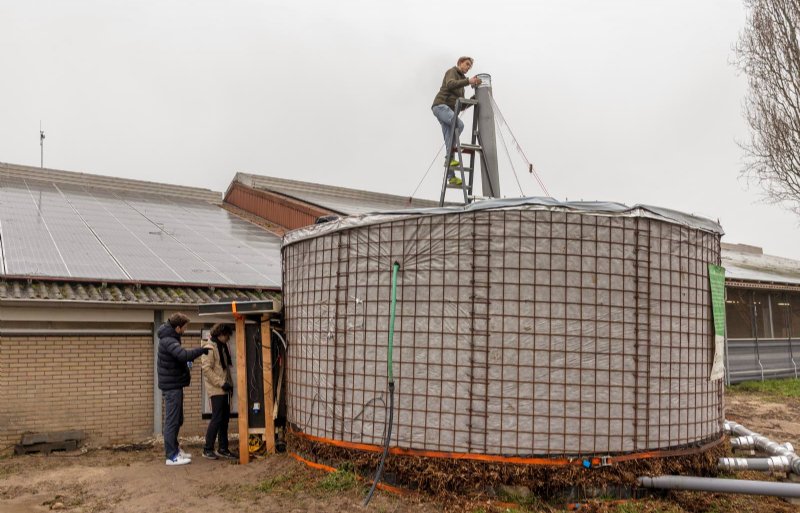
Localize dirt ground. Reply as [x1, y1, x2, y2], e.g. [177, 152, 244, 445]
[725, 392, 800, 442]
[0, 441, 446, 513]
[2, 391, 800, 513]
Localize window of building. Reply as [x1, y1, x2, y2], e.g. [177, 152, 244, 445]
[773, 293, 792, 339]
[726, 288, 753, 339]
[753, 291, 773, 338]
[791, 292, 800, 339]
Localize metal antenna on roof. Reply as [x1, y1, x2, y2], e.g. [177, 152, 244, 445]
[39, 121, 45, 168]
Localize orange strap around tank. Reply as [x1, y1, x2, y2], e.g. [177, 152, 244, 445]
[289, 452, 410, 496]
[290, 450, 642, 510]
[290, 428, 723, 466]
[289, 451, 335, 472]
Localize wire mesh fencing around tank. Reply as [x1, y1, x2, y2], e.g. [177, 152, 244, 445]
[281, 200, 725, 457]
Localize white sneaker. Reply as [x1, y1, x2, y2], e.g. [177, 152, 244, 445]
[179, 448, 192, 460]
[166, 454, 191, 466]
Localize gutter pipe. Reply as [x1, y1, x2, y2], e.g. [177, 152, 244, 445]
[1, 328, 153, 336]
[0, 328, 206, 336]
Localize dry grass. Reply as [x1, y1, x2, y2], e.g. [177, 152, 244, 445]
[288, 432, 725, 501]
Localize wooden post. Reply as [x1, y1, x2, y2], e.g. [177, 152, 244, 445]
[261, 317, 276, 454]
[235, 314, 249, 464]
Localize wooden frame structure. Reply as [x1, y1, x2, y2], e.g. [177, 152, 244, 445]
[200, 300, 277, 464]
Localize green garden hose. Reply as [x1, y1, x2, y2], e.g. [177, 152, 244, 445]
[364, 261, 400, 506]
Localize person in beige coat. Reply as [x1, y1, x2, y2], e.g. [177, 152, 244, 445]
[200, 323, 236, 460]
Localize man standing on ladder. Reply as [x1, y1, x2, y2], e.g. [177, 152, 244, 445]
[432, 56, 482, 186]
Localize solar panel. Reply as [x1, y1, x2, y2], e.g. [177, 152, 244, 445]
[26, 180, 130, 280]
[0, 177, 282, 287]
[65, 186, 225, 284]
[119, 195, 282, 286]
[0, 176, 72, 277]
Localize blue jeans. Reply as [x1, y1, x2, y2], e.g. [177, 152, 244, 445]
[432, 104, 463, 155]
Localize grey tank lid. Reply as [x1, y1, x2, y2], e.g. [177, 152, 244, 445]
[282, 196, 724, 247]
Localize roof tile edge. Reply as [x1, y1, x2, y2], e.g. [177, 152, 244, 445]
[234, 172, 439, 209]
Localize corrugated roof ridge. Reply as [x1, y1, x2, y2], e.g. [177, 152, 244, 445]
[0, 278, 281, 305]
[235, 172, 438, 207]
[722, 247, 800, 269]
[1, 161, 222, 204]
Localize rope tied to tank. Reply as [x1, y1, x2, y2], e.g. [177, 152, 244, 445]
[364, 261, 400, 506]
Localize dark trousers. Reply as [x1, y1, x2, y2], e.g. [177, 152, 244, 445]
[204, 394, 230, 452]
[163, 388, 184, 459]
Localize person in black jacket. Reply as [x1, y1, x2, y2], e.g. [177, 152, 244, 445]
[157, 312, 208, 466]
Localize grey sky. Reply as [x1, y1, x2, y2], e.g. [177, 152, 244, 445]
[2, 0, 798, 258]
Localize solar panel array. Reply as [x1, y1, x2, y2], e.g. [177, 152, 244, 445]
[0, 176, 281, 287]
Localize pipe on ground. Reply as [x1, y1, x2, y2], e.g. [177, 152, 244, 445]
[638, 475, 800, 498]
[718, 456, 792, 472]
[725, 420, 800, 474]
[730, 435, 794, 454]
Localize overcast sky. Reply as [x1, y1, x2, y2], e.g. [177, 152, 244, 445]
[2, 0, 799, 258]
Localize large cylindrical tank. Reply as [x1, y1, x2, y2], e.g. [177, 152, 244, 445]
[281, 198, 724, 457]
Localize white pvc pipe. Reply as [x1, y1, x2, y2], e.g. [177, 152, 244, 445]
[725, 420, 800, 474]
[718, 456, 792, 472]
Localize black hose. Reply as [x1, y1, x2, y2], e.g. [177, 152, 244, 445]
[364, 262, 400, 507]
[364, 382, 394, 506]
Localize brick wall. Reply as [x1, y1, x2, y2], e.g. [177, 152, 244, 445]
[0, 335, 227, 447]
[224, 181, 332, 229]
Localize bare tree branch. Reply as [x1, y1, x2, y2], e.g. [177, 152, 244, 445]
[735, 0, 800, 215]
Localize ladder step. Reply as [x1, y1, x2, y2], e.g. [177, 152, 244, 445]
[459, 98, 478, 106]
[452, 145, 482, 155]
[446, 184, 471, 189]
[459, 143, 482, 151]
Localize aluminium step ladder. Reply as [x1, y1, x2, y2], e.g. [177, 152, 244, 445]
[438, 98, 487, 207]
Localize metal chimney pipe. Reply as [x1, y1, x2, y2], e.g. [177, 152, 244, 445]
[475, 73, 500, 198]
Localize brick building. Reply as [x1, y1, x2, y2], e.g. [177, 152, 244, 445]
[721, 242, 800, 383]
[0, 162, 281, 446]
[0, 163, 433, 447]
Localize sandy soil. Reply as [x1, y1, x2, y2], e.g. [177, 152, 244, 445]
[726, 392, 800, 443]
[2, 392, 800, 513]
[0, 443, 442, 513]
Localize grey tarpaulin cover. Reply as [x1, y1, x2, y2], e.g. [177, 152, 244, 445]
[282, 197, 724, 456]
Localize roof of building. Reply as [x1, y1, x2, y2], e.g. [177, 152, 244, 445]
[0, 163, 282, 289]
[0, 278, 279, 306]
[232, 172, 440, 215]
[722, 243, 800, 288]
[1, 162, 221, 203]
